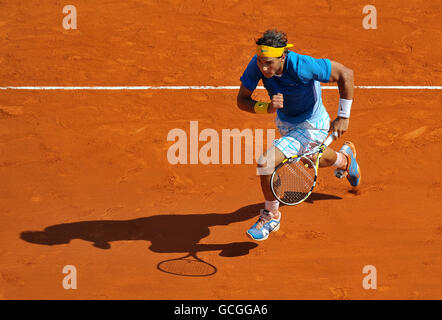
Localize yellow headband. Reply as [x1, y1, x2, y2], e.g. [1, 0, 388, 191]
[257, 44, 294, 58]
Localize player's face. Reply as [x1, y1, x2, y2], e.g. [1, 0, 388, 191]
[257, 55, 285, 78]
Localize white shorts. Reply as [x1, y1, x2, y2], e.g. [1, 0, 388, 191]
[273, 114, 330, 158]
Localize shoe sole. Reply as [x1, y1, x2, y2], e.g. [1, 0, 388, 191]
[349, 163, 361, 187]
[345, 143, 361, 187]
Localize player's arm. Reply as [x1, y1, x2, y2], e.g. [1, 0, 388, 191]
[328, 61, 354, 137]
[236, 84, 257, 114]
[237, 84, 282, 114]
[328, 61, 354, 101]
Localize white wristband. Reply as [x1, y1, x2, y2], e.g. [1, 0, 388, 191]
[337, 98, 352, 118]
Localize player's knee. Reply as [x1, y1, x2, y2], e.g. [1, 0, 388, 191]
[256, 154, 275, 175]
[257, 154, 266, 167]
[257, 153, 275, 168]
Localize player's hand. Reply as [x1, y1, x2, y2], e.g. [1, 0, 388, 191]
[329, 117, 349, 138]
[268, 93, 284, 113]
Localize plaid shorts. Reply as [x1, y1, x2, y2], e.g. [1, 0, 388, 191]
[273, 114, 330, 158]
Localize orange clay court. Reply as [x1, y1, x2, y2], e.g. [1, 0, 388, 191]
[0, 0, 441, 300]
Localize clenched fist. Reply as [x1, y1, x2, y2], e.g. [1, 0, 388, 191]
[329, 117, 349, 138]
[268, 93, 284, 113]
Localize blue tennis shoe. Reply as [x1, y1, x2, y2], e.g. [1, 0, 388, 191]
[247, 209, 281, 241]
[335, 141, 361, 187]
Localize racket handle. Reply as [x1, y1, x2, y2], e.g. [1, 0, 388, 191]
[323, 131, 339, 147]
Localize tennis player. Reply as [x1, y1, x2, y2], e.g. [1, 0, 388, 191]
[237, 29, 361, 241]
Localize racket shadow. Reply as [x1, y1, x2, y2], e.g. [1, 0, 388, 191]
[156, 241, 260, 277]
[283, 192, 342, 205]
[20, 203, 263, 277]
[157, 252, 218, 277]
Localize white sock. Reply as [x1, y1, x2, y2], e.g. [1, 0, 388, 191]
[265, 200, 280, 215]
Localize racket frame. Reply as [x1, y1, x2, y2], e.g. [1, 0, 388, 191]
[270, 132, 338, 206]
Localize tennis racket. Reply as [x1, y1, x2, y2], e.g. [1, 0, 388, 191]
[270, 132, 338, 206]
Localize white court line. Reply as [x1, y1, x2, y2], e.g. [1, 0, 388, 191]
[0, 86, 442, 90]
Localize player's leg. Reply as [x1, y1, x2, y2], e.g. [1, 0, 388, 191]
[306, 114, 361, 186]
[247, 120, 313, 241]
[317, 146, 338, 167]
[246, 146, 285, 241]
[313, 143, 361, 187]
[257, 145, 286, 202]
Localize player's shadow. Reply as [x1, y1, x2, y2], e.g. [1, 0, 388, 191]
[20, 203, 265, 261]
[20, 195, 339, 275]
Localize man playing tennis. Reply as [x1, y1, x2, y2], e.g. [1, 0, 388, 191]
[237, 29, 361, 241]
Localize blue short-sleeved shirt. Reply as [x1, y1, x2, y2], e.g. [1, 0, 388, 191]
[240, 51, 332, 124]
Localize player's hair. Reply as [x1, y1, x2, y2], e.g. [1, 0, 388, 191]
[256, 29, 289, 57]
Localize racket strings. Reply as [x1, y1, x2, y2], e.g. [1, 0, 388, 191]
[273, 157, 316, 204]
[286, 160, 314, 184]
